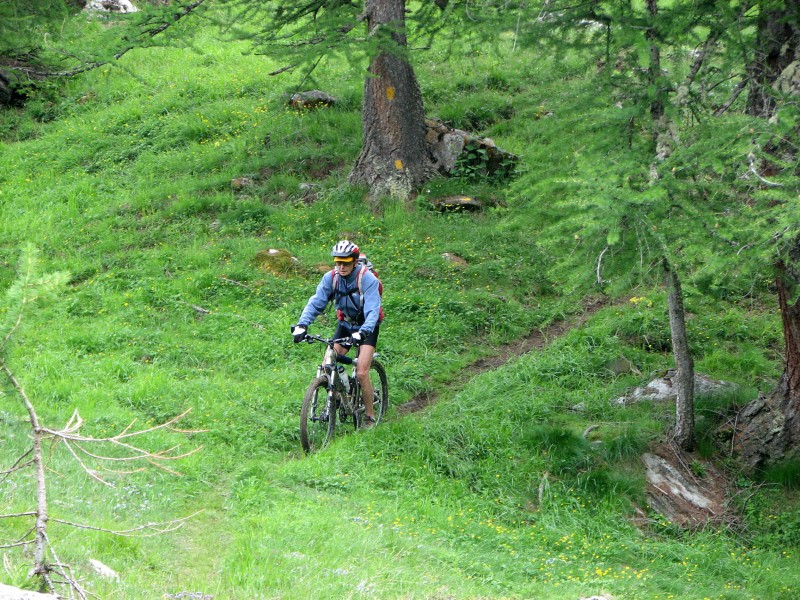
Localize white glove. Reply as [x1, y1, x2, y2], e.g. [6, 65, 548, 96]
[350, 331, 363, 344]
[292, 326, 307, 343]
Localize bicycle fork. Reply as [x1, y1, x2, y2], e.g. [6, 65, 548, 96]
[310, 380, 336, 423]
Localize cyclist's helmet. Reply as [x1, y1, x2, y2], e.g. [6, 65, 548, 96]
[331, 240, 359, 262]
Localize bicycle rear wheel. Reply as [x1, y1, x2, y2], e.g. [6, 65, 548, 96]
[300, 376, 337, 453]
[354, 360, 388, 427]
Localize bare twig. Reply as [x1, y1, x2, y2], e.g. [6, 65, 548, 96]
[1, 252, 203, 599]
[2, 361, 50, 583]
[0, 539, 35, 549]
[268, 64, 296, 76]
[191, 304, 211, 316]
[220, 276, 252, 289]
[1, 448, 34, 480]
[582, 424, 600, 439]
[0, 511, 37, 519]
[51, 510, 205, 537]
[596, 245, 609, 285]
[713, 77, 748, 116]
[746, 153, 784, 187]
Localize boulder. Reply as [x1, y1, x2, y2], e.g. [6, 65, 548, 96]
[253, 249, 300, 277]
[442, 252, 468, 267]
[89, 558, 119, 580]
[0, 583, 58, 600]
[614, 371, 736, 405]
[430, 196, 483, 212]
[288, 90, 337, 110]
[84, 0, 138, 13]
[775, 60, 800, 96]
[231, 176, 254, 190]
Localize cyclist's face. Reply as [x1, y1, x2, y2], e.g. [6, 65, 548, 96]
[335, 261, 355, 275]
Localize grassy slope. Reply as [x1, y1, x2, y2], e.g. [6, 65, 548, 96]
[0, 23, 798, 600]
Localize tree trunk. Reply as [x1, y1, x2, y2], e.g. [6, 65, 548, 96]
[348, 0, 434, 200]
[735, 260, 800, 470]
[645, 0, 664, 125]
[665, 259, 695, 451]
[645, 0, 677, 180]
[746, 2, 800, 117]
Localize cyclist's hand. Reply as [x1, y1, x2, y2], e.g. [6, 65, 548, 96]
[350, 331, 363, 345]
[292, 325, 308, 343]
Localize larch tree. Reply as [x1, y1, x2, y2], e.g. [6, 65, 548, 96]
[223, 0, 445, 200]
[347, 0, 435, 199]
[733, 3, 800, 468]
[513, 0, 799, 462]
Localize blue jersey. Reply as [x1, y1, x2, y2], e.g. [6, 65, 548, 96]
[298, 266, 382, 334]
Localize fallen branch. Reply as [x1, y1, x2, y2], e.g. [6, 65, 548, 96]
[595, 246, 609, 286]
[177, 300, 265, 330]
[51, 509, 205, 537]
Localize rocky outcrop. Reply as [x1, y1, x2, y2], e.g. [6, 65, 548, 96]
[643, 445, 731, 527]
[287, 90, 337, 110]
[614, 371, 737, 405]
[424, 118, 517, 179]
[84, 0, 138, 12]
[775, 60, 800, 97]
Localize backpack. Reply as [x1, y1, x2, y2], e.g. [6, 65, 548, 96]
[330, 253, 384, 324]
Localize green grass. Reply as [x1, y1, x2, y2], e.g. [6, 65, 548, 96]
[0, 14, 798, 600]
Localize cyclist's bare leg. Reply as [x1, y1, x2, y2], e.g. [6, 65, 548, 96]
[355, 344, 375, 419]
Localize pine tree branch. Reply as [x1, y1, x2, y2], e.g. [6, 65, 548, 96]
[6, 0, 207, 79]
[1, 449, 34, 481]
[713, 77, 748, 116]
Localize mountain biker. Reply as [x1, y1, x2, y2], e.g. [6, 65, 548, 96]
[292, 240, 383, 428]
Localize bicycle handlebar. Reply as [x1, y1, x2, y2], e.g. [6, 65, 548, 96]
[302, 333, 358, 365]
[303, 333, 353, 346]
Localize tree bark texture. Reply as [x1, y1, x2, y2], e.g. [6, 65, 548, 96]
[645, 0, 664, 123]
[735, 261, 800, 470]
[665, 260, 695, 451]
[775, 261, 800, 436]
[746, 2, 800, 117]
[348, 0, 433, 199]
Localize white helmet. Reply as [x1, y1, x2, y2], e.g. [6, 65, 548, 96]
[331, 240, 359, 261]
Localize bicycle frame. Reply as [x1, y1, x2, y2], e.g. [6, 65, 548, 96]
[306, 334, 361, 419]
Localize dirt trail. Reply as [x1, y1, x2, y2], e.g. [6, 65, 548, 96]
[399, 292, 736, 529]
[398, 295, 610, 414]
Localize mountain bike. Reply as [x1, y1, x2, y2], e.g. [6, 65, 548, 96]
[299, 333, 388, 454]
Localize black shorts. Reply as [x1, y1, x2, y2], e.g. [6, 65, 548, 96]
[334, 322, 380, 348]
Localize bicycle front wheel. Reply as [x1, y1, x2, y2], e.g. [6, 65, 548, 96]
[300, 376, 337, 453]
[355, 360, 388, 426]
